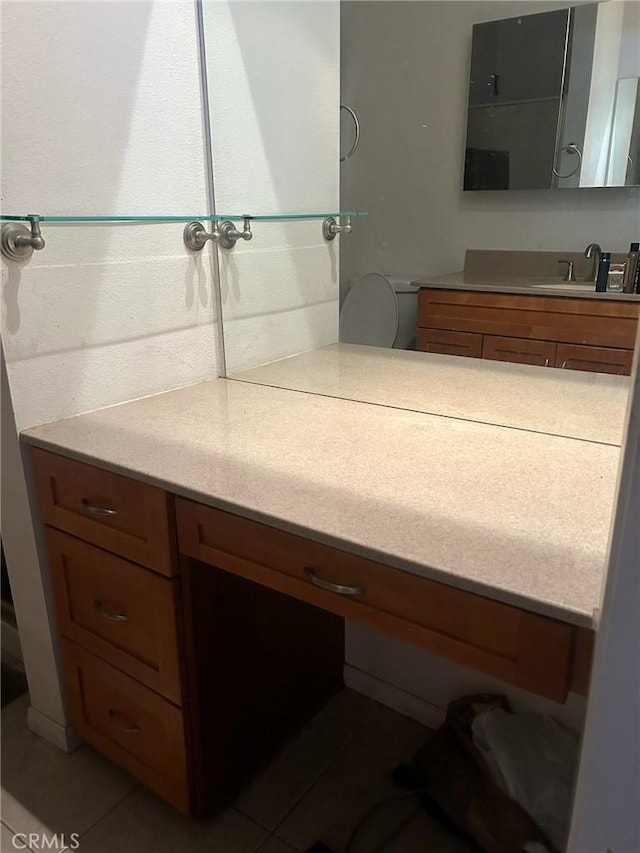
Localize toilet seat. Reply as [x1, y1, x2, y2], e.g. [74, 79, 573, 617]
[339, 273, 399, 347]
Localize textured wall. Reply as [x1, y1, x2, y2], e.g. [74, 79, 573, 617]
[202, 0, 340, 372]
[1, 0, 217, 431]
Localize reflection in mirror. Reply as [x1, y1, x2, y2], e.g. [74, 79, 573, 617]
[606, 77, 640, 186]
[211, 1, 638, 442]
[465, 1, 640, 190]
[464, 8, 571, 191]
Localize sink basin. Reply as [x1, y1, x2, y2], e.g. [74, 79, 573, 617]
[529, 282, 595, 292]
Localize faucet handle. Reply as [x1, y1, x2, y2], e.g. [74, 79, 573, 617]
[558, 259, 575, 282]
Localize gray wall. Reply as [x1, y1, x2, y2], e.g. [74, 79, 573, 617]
[340, 1, 640, 286]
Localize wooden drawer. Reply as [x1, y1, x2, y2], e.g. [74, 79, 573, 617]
[62, 640, 191, 813]
[483, 335, 556, 367]
[416, 328, 483, 358]
[31, 448, 175, 575]
[46, 529, 183, 704]
[418, 288, 639, 349]
[176, 499, 575, 702]
[556, 343, 634, 375]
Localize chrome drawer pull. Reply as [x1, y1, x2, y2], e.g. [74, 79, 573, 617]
[108, 709, 140, 733]
[95, 600, 128, 621]
[304, 567, 365, 596]
[82, 498, 118, 517]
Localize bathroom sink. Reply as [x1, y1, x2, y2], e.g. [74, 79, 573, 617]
[529, 282, 595, 293]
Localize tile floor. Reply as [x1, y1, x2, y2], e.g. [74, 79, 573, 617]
[1, 689, 473, 852]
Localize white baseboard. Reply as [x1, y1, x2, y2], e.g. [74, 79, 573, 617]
[27, 706, 80, 753]
[1, 615, 23, 661]
[344, 664, 446, 730]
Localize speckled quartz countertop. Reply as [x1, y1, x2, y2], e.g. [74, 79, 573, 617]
[411, 271, 640, 301]
[231, 344, 630, 445]
[22, 365, 628, 629]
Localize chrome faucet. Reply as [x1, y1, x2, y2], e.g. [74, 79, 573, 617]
[584, 243, 602, 282]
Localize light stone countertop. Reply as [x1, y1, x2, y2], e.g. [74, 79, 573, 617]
[22, 375, 625, 629]
[411, 271, 640, 301]
[231, 344, 630, 445]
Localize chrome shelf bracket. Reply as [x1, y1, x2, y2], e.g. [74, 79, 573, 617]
[1, 218, 46, 261]
[184, 217, 253, 252]
[322, 215, 352, 241]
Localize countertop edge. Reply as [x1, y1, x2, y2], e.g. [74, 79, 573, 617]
[411, 274, 639, 301]
[21, 431, 597, 630]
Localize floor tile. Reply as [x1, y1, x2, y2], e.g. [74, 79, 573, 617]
[256, 837, 298, 853]
[236, 701, 353, 830]
[79, 788, 267, 853]
[1, 739, 133, 840]
[2, 822, 21, 852]
[1, 693, 38, 765]
[376, 809, 476, 852]
[274, 731, 426, 851]
[319, 689, 428, 751]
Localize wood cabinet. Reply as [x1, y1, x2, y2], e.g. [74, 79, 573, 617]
[31, 448, 342, 815]
[416, 328, 483, 358]
[417, 288, 639, 374]
[31, 447, 595, 815]
[555, 343, 634, 375]
[176, 498, 581, 702]
[483, 335, 557, 367]
[63, 640, 191, 811]
[31, 448, 176, 575]
[32, 449, 192, 813]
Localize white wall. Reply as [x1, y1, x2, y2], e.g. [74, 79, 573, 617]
[1, 0, 218, 740]
[340, 0, 640, 285]
[203, 0, 340, 372]
[1, 0, 218, 431]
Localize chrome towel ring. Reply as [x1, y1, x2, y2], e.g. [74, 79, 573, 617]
[553, 142, 582, 179]
[340, 104, 360, 162]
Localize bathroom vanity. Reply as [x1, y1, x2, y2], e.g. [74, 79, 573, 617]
[22, 370, 620, 815]
[414, 251, 639, 374]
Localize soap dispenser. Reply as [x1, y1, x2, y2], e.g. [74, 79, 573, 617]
[595, 252, 610, 292]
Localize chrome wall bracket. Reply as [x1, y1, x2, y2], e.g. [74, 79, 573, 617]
[1, 219, 46, 261]
[322, 216, 352, 241]
[184, 217, 253, 252]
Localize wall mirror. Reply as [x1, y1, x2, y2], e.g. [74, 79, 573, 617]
[202, 1, 639, 445]
[464, 1, 640, 190]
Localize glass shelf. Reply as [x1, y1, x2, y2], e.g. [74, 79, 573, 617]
[0, 211, 368, 223]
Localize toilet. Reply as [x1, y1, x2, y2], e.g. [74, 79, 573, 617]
[339, 273, 418, 349]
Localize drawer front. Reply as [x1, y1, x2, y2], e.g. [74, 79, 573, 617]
[31, 448, 175, 575]
[176, 499, 574, 701]
[62, 640, 191, 813]
[556, 343, 634, 376]
[483, 335, 556, 367]
[418, 288, 639, 348]
[416, 328, 483, 358]
[46, 529, 183, 704]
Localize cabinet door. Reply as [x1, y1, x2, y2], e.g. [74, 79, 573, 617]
[31, 448, 176, 575]
[483, 335, 556, 367]
[556, 343, 634, 376]
[176, 498, 576, 702]
[62, 640, 191, 813]
[46, 528, 184, 703]
[416, 328, 483, 358]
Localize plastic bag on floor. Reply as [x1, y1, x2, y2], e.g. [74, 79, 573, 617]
[472, 709, 580, 851]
